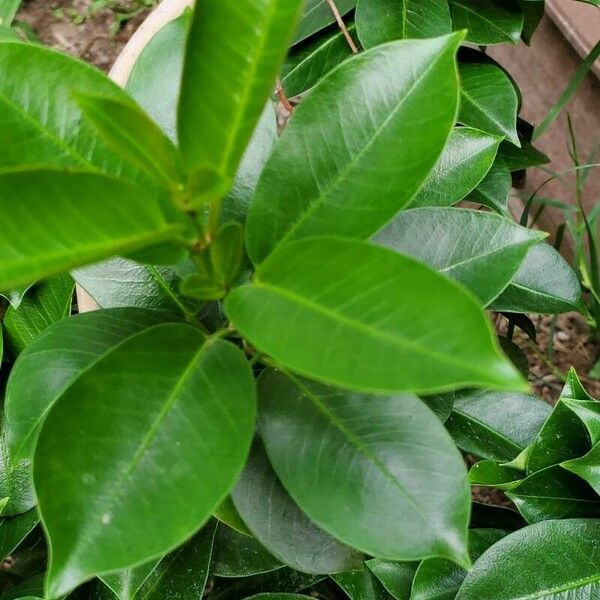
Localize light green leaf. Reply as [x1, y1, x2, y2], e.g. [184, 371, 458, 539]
[355, 0, 451, 47]
[213, 497, 252, 537]
[458, 62, 520, 146]
[468, 461, 523, 491]
[491, 242, 583, 314]
[410, 128, 501, 208]
[258, 370, 470, 564]
[232, 439, 362, 574]
[212, 223, 244, 286]
[178, 0, 303, 196]
[449, 0, 523, 45]
[3, 274, 74, 355]
[226, 238, 524, 393]
[366, 559, 417, 600]
[455, 520, 600, 599]
[466, 163, 511, 215]
[35, 325, 256, 597]
[446, 390, 551, 462]
[375, 207, 543, 305]
[246, 34, 463, 265]
[0, 169, 181, 290]
[294, 0, 356, 44]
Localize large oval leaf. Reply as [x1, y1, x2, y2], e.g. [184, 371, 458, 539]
[258, 370, 471, 564]
[35, 325, 256, 597]
[455, 520, 600, 599]
[355, 0, 451, 47]
[232, 440, 362, 574]
[410, 128, 501, 209]
[227, 238, 524, 393]
[246, 34, 462, 265]
[375, 207, 543, 305]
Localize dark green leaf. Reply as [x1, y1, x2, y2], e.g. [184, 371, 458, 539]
[562, 445, 600, 498]
[232, 439, 362, 574]
[449, 0, 523, 45]
[178, 0, 303, 195]
[258, 370, 470, 564]
[366, 559, 417, 600]
[35, 326, 255, 597]
[294, 0, 356, 44]
[446, 390, 551, 462]
[458, 62, 519, 146]
[466, 163, 511, 215]
[355, 0, 451, 47]
[226, 238, 524, 393]
[0, 510, 39, 561]
[0, 169, 180, 290]
[419, 392, 455, 423]
[455, 520, 600, 599]
[519, 0, 544, 45]
[491, 243, 583, 314]
[375, 207, 543, 305]
[3, 274, 74, 355]
[211, 223, 244, 286]
[410, 128, 501, 209]
[99, 557, 161, 600]
[332, 569, 394, 600]
[244, 595, 313, 600]
[211, 523, 283, 578]
[246, 34, 462, 265]
[469, 502, 525, 531]
[495, 139, 549, 172]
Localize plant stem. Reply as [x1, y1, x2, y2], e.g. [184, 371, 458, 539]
[325, 0, 359, 53]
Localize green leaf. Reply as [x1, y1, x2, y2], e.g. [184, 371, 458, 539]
[133, 522, 217, 600]
[227, 238, 524, 393]
[211, 524, 282, 577]
[446, 390, 551, 462]
[246, 34, 463, 265]
[366, 559, 418, 600]
[496, 139, 549, 171]
[458, 62, 520, 146]
[178, 0, 303, 195]
[375, 207, 543, 305]
[412, 529, 508, 600]
[355, 0, 451, 47]
[180, 274, 225, 301]
[0, 284, 34, 310]
[466, 163, 511, 215]
[72, 258, 197, 318]
[0, 0, 21, 25]
[455, 520, 600, 599]
[281, 24, 354, 98]
[506, 466, 600, 523]
[35, 325, 256, 597]
[419, 392, 455, 423]
[232, 439, 362, 574]
[211, 223, 244, 286]
[3, 274, 74, 355]
[468, 460, 523, 491]
[0, 169, 180, 290]
[294, 0, 356, 44]
[244, 596, 313, 600]
[332, 569, 394, 600]
[257, 370, 470, 564]
[562, 445, 600, 498]
[449, 0, 523, 45]
[491, 243, 583, 314]
[410, 128, 501, 209]
[0, 510, 39, 561]
[519, 0, 544, 45]
[75, 93, 182, 188]
[0, 42, 138, 179]
[213, 497, 252, 537]
[99, 557, 162, 600]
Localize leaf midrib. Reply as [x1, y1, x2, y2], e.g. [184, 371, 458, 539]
[450, 1, 515, 42]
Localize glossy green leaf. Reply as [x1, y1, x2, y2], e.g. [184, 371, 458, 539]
[75, 93, 182, 188]
[212, 223, 244, 286]
[178, 0, 303, 194]
[366, 559, 417, 600]
[211, 523, 283, 578]
[519, 0, 544, 45]
[468, 460, 523, 491]
[133, 522, 217, 600]
[258, 370, 470, 564]
[246, 34, 462, 265]
[180, 274, 224, 301]
[562, 445, 600, 498]
[1, 574, 44, 600]
[213, 497, 252, 537]
[0, 284, 34, 310]
[0, 42, 137, 179]
[446, 390, 551, 462]
[232, 439, 362, 574]
[375, 208, 543, 305]
[281, 24, 354, 98]
[99, 557, 162, 600]
[506, 466, 600, 523]
[458, 62, 519, 146]
[35, 325, 256, 597]
[455, 519, 600, 599]
[491, 243, 583, 314]
[410, 128, 501, 208]
[332, 569, 394, 600]
[3, 274, 73, 356]
[467, 163, 511, 215]
[412, 529, 508, 600]
[0, 510, 39, 561]
[419, 392, 455, 423]
[226, 238, 524, 393]
[496, 139, 549, 171]
[294, 0, 356, 44]
[0, 169, 180, 290]
[355, 0, 451, 48]
[449, 0, 523, 45]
